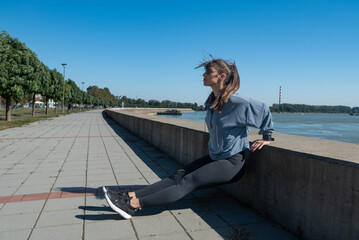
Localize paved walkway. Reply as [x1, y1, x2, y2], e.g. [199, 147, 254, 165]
[0, 110, 298, 240]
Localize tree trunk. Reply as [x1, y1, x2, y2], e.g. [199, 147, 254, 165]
[32, 94, 36, 117]
[5, 96, 11, 121]
[45, 97, 49, 115]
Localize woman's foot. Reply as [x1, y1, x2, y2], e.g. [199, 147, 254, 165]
[103, 187, 137, 219]
[102, 186, 128, 198]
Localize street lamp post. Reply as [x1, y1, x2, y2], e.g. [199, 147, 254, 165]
[61, 63, 67, 113]
[81, 82, 85, 110]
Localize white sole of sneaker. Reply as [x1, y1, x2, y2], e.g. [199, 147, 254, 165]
[103, 186, 132, 220]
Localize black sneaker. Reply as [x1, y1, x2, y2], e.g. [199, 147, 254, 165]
[102, 186, 128, 199]
[103, 187, 136, 219]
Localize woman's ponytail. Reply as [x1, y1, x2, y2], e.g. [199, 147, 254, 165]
[201, 59, 240, 112]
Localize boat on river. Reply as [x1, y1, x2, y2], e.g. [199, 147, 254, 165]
[157, 109, 182, 115]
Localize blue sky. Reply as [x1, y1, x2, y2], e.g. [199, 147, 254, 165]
[1, 0, 358, 107]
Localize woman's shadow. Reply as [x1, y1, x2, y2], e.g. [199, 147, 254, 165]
[59, 186, 183, 221]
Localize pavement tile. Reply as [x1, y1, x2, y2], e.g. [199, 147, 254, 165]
[139, 232, 192, 240]
[53, 181, 86, 190]
[55, 175, 86, 184]
[0, 200, 45, 215]
[146, 177, 163, 184]
[115, 172, 145, 180]
[206, 197, 246, 212]
[43, 197, 84, 211]
[22, 193, 49, 202]
[22, 178, 56, 186]
[189, 227, 234, 240]
[0, 179, 26, 188]
[135, 206, 170, 218]
[84, 221, 136, 240]
[7, 195, 24, 203]
[36, 209, 83, 228]
[132, 214, 184, 237]
[141, 170, 168, 180]
[0, 229, 31, 240]
[235, 222, 298, 240]
[29, 224, 83, 240]
[61, 192, 86, 198]
[15, 185, 53, 195]
[85, 195, 110, 207]
[167, 199, 210, 215]
[86, 181, 119, 189]
[0, 212, 38, 232]
[0, 196, 11, 204]
[86, 174, 116, 182]
[0, 187, 17, 197]
[217, 208, 266, 226]
[48, 191, 62, 199]
[175, 212, 228, 232]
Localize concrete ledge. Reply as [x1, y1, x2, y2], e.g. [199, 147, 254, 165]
[106, 108, 359, 240]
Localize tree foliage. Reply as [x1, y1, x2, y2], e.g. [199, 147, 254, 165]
[87, 85, 117, 103]
[270, 103, 356, 114]
[117, 96, 205, 111]
[0, 31, 30, 120]
[0, 31, 120, 121]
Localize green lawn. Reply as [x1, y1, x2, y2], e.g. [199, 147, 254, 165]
[0, 108, 91, 131]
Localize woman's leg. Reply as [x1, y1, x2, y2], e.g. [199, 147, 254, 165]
[134, 155, 213, 198]
[138, 152, 246, 208]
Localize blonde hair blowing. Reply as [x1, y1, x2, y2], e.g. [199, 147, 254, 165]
[196, 58, 240, 112]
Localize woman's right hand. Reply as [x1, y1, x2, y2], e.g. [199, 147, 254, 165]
[250, 140, 270, 152]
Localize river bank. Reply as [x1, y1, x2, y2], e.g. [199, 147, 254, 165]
[159, 112, 359, 144]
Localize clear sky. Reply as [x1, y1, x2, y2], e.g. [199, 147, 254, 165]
[1, 0, 358, 107]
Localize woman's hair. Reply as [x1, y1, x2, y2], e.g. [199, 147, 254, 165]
[196, 57, 240, 112]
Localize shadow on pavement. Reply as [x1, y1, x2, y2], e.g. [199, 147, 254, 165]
[58, 185, 147, 200]
[71, 111, 257, 239]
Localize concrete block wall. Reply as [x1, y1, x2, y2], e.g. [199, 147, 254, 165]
[106, 108, 359, 240]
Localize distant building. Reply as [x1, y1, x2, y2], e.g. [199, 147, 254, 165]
[31, 94, 56, 108]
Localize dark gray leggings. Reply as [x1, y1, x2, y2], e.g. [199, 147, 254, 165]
[135, 150, 248, 208]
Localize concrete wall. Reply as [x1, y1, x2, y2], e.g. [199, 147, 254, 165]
[106, 108, 359, 240]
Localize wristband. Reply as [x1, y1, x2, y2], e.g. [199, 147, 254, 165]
[263, 135, 275, 141]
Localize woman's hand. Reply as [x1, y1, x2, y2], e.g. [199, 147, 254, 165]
[250, 140, 270, 152]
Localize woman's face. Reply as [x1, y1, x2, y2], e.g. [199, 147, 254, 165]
[203, 66, 221, 87]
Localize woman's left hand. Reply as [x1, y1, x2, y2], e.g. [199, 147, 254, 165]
[250, 140, 270, 152]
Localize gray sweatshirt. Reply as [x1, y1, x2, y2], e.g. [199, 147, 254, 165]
[205, 92, 274, 160]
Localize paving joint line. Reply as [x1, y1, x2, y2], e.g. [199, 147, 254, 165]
[0, 136, 114, 140]
[102, 114, 142, 240]
[0, 120, 79, 209]
[0, 119, 74, 177]
[82, 116, 93, 240]
[104, 116, 194, 240]
[0, 115, 69, 154]
[98, 115, 120, 186]
[26, 114, 88, 240]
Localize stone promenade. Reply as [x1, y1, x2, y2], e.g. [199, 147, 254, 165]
[0, 110, 297, 240]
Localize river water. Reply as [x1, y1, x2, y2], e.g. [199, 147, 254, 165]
[160, 112, 359, 144]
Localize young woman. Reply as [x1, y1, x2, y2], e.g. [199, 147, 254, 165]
[103, 57, 275, 219]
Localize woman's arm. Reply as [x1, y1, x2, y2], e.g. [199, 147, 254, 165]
[244, 98, 275, 151]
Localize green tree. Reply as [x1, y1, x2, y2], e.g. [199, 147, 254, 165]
[42, 68, 62, 114]
[25, 58, 46, 117]
[51, 69, 64, 113]
[0, 31, 29, 121]
[148, 99, 160, 107]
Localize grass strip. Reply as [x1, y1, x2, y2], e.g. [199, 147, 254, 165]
[0, 109, 91, 131]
